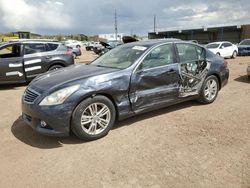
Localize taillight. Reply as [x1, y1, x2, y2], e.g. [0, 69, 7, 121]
[224, 59, 228, 67]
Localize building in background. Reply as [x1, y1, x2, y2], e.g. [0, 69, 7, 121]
[148, 24, 250, 44]
[98, 33, 124, 42]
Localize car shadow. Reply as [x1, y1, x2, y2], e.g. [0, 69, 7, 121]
[0, 83, 27, 90]
[11, 116, 85, 149]
[11, 100, 200, 149]
[234, 75, 250, 83]
[114, 100, 199, 129]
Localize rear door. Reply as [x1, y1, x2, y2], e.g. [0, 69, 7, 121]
[0, 43, 26, 83]
[23, 43, 49, 80]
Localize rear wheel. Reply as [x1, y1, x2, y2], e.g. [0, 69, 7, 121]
[198, 75, 219, 104]
[48, 64, 64, 71]
[72, 95, 116, 141]
[231, 51, 237, 59]
[216, 52, 220, 56]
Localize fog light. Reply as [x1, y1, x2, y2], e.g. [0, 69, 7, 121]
[40, 121, 47, 128]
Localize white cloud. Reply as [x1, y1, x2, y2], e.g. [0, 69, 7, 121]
[0, 0, 70, 31]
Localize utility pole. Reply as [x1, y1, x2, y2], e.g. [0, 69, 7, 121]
[154, 15, 156, 33]
[115, 9, 118, 41]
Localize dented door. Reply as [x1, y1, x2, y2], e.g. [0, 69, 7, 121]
[129, 43, 180, 112]
[0, 44, 26, 83]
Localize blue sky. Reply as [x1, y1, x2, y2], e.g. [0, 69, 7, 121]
[0, 0, 249, 36]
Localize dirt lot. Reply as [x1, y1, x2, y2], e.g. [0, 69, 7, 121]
[0, 49, 250, 188]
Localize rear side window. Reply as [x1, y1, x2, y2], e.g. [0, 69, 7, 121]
[222, 43, 232, 48]
[176, 43, 205, 62]
[24, 43, 46, 55]
[47, 43, 59, 51]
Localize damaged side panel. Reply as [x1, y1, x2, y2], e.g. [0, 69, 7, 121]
[179, 60, 210, 97]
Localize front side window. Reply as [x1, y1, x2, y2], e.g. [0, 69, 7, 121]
[24, 43, 46, 55]
[141, 44, 174, 69]
[0, 44, 21, 58]
[176, 43, 205, 62]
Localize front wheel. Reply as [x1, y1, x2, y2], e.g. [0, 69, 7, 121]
[71, 96, 116, 141]
[198, 75, 219, 104]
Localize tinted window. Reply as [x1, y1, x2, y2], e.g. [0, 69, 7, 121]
[224, 43, 232, 47]
[206, 43, 220, 49]
[47, 43, 59, 51]
[142, 44, 174, 69]
[24, 43, 46, 55]
[240, 39, 250, 45]
[0, 44, 21, 58]
[176, 43, 205, 62]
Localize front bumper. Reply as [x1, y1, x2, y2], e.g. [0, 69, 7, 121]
[22, 99, 73, 137]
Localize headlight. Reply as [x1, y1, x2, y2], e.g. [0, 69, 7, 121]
[39, 85, 80, 106]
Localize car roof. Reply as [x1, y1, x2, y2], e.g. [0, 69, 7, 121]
[122, 38, 181, 48]
[0, 40, 61, 46]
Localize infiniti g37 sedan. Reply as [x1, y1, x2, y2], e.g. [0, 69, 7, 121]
[0, 40, 74, 84]
[22, 39, 229, 141]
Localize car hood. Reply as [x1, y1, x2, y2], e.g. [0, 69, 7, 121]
[30, 64, 118, 92]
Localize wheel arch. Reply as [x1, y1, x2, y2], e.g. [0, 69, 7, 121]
[206, 73, 222, 90]
[47, 61, 66, 71]
[71, 92, 119, 123]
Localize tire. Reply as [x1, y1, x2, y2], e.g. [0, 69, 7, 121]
[216, 52, 220, 56]
[71, 95, 116, 141]
[48, 64, 64, 71]
[198, 75, 219, 104]
[76, 45, 81, 48]
[231, 51, 237, 59]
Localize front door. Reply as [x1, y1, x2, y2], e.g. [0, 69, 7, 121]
[0, 43, 25, 83]
[129, 43, 180, 112]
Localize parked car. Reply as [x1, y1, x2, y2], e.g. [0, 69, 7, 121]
[66, 46, 82, 59]
[22, 39, 229, 141]
[247, 62, 250, 79]
[63, 40, 82, 48]
[238, 39, 250, 56]
[0, 40, 74, 84]
[206, 41, 238, 58]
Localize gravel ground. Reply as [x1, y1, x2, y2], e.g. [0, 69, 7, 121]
[0, 50, 249, 188]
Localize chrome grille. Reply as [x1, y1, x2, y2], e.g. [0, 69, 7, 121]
[23, 88, 40, 104]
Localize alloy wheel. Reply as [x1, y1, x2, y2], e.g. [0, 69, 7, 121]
[80, 103, 111, 135]
[204, 79, 218, 101]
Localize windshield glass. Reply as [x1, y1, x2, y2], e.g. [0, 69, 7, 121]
[206, 43, 220, 49]
[239, 40, 250, 45]
[91, 45, 148, 69]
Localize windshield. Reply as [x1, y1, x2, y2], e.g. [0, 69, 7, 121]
[239, 39, 250, 46]
[91, 45, 148, 69]
[206, 43, 220, 49]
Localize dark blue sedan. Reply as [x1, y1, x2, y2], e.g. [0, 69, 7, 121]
[238, 39, 250, 56]
[22, 39, 229, 141]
